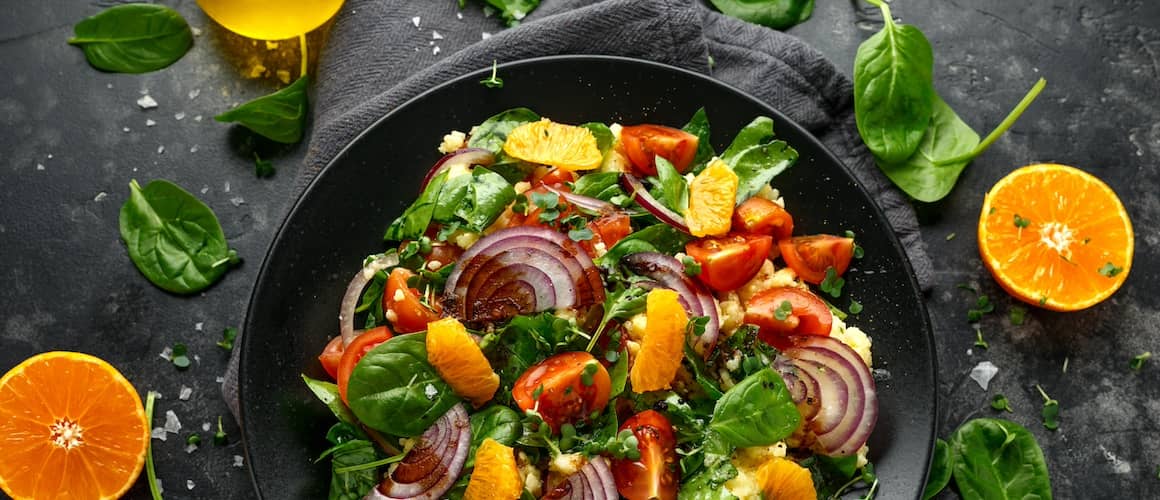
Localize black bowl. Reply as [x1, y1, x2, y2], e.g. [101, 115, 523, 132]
[239, 55, 936, 499]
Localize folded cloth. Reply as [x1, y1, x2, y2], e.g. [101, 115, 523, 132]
[224, 0, 933, 418]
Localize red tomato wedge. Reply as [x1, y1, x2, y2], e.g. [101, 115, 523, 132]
[612, 410, 679, 500]
[384, 268, 441, 333]
[778, 235, 855, 284]
[317, 336, 344, 381]
[619, 125, 699, 176]
[732, 197, 794, 241]
[744, 287, 832, 349]
[685, 234, 773, 292]
[337, 326, 393, 404]
[512, 352, 611, 432]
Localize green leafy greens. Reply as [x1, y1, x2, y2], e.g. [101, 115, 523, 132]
[948, 419, 1053, 500]
[346, 333, 462, 437]
[719, 117, 798, 204]
[467, 107, 540, 154]
[215, 76, 310, 144]
[68, 4, 193, 73]
[119, 179, 238, 294]
[708, 369, 801, 448]
[707, 0, 815, 30]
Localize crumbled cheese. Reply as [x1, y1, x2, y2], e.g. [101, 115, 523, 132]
[737, 260, 805, 304]
[151, 427, 167, 440]
[452, 231, 481, 250]
[159, 347, 173, 361]
[145, 119, 156, 127]
[184, 443, 198, 454]
[518, 452, 543, 497]
[426, 260, 442, 271]
[437, 130, 467, 154]
[717, 291, 745, 334]
[393, 289, 406, 302]
[385, 309, 399, 323]
[855, 445, 870, 469]
[724, 351, 742, 372]
[600, 148, 630, 173]
[554, 308, 577, 322]
[549, 453, 586, 476]
[187, 480, 195, 490]
[233, 455, 245, 467]
[592, 241, 607, 258]
[178, 386, 193, 401]
[830, 318, 873, 367]
[754, 185, 785, 207]
[513, 181, 532, 195]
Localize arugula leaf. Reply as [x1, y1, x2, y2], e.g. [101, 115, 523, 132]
[720, 117, 798, 203]
[467, 108, 540, 154]
[596, 224, 693, 267]
[586, 286, 648, 352]
[466, 405, 522, 467]
[709, 369, 800, 447]
[346, 333, 461, 437]
[68, 4, 192, 73]
[948, 418, 1052, 499]
[303, 375, 359, 425]
[327, 439, 380, 500]
[853, 0, 935, 164]
[708, 0, 814, 30]
[656, 156, 690, 213]
[385, 170, 449, 242]
[215, 76, 309, 144]
[581, 122, 615, 155]
[681, 107, 715, 171]
[119, 179, 238, 294]
[922, 438, 953, 500]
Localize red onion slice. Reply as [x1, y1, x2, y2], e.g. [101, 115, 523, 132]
[443, 226, 605, 322]
[619, 173, 690, 234]
[621, 252, 720, 357]
[366, 404, 470, 500]
[543, 184, 616, 215]
[419, 148, 495, 192]
[776, 336, 878, 457]
[340, 253, 400, 347]
[542, 456, 617, 500]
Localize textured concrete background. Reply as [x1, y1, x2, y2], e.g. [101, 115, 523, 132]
[1, 0, 1157, 498]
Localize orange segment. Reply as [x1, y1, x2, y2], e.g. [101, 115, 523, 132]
[426, 318, 500, 406]
[0, 352, 149, 500]
[630, 289, 689, 393]
[503, 119, 603, 171]
[978, 164, 1133, 311]
[755, 457, 817, 500]
[686, 158, 739, 237]
[464, 438, 523, 500]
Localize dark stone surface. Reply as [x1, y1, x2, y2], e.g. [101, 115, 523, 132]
[0, 0, 1156, 498]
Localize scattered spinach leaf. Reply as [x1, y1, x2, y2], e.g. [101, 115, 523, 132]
[254, 153, 275, 178]
[453, 168, 517, 231]
[68, 4, 192, 73]
[346, 333, 462, 437]
[720, 117, 798, 203]
[922, 439, 953, 500]
[876, 92, 977, 202]
[480, 60, 504, 88]
[707, 0, 815, 30]
[709, 369, 800, 448]
[466, 107, 540, 154]
[215, 75, 309, 144]
[681, 107, 715, 171]
[573, 172, 625, 202]
[656, 156, 690, 213]
[948, 418, 1053, 499]
[466, 405, 522, 467]
[596, 224, 693, 267]
[1130, 351, 1152, 371]
[120, 179, 238, 294]
[385, 170, 449, 241]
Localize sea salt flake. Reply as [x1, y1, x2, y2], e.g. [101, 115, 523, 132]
[192, 27, 203, 36]
[137, 95, 158, 109]
[93, 192, 107, 202]
[157, 145, 165, 154]
[195, 322, 204, 331]
[224, 181, 230, 192]
[188, 89, 201, 99]
[202, 422, 212, 432]
[159, 347, 173, 361]
[35, 163, 45, 170]
[107, 83, 114, 89]
[146, 119, 156, 127]
[412, 16, 421, 28]
[194, 115, 203, 122]
[201, 186, 209, 194]
[432, 30, 443, 40]
[123, 127, 131, 133]
[216, 376, 225, 384]
[151, 427, 168, 440]
[481, 32, 492, 40]
[184, 443, 198, 454]
[155, 479, 164, 494]
[457, 12, 463, 19]
[187, 479, 196, 490]
[47, 154, 53, 159]
[179, 386, 193, 401]
[164, 410, 182, 434]
[175, 112, 186, 120]
[969, 361, 998, 390]
[190, 144, 200, 153]
[233, 455, 245, 467]
[193, 354, 201, 364]
[433, 46, 441, 55]
[230, 196, 245, 206]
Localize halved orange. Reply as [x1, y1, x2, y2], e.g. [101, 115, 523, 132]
[755, 457, 817, 500]
[503, 119, 603, 171]
[686, 158, 739, 237]
[426, 318, 499, 406]
[0, 352, 149, 500]
[630, 289, 688, 393]
[464, 438, 522, 500]
[979, 164, 1133, 311]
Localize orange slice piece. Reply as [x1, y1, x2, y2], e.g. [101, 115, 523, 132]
[979, 164, 1133, 311]
[630, 289, 688, 392]
[0, 352, 149, 500]
[426, 318, 499, 406]
[503, 119, 603, 171]
[464, 438, 523, 500]
[686, 158, 739, 237]
[755, 457, 817, 500]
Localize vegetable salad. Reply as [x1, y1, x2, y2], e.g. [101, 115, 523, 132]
[305, 107, 881, 500]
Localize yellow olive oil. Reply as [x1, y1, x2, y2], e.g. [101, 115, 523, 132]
[197, 0, 344, 40]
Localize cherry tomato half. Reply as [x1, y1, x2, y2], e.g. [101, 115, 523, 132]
[733, 197, 794, 241]
[619, 125, 699, 176]
[384, 268, 441, 333]
[337, 326, 393, 404]
[532, 166, 577, 188]
[579, 212, 632, 258]
[425, 243, 462, 272]
[777, 235, 855, 284]
[744, 287, 832, 349]
[512, 351, 611, 432]
[685, 234, 774, 292]
[612, 410, 679, 500]
[317, 336, 344, 381]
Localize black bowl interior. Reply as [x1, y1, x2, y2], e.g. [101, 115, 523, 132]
[239, 55, 936, 499]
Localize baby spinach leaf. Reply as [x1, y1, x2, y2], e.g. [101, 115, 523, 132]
[453, 168, 517, 231]
[853, 0, 935, 164]
[68, 4, 192, 73]
[948, 418, 1052, 500]
[721, 116, 775, 165]
[572, 172, 625, 201]
[302, 374, 359, 425]
[877, 92, 978, 202]
[922, 438, 953, 500]
[720, 116, 798, 203]
[466, 405, 522, 467]
[346, 333, 461, 437]
[119, 179, 237, 294]
[467, 107, 540, 154]
[581, 122, 615, 155]
[655, 156, 690, 213]
[708, 368, 800, 448]
[215, 75, 309, 144]
[477, 0, 542, 26]
[385, 170, 449, 242]
[707, 0, 815, 30]
[327, 439, 380, 500]
[681, 107, 715, 171]
[432, 172, 474, 223]
[596, 224, 693, 267]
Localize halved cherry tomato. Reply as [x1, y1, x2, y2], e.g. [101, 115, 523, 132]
[337, 326, 393, 404]
[579, 212, 632, 257]
[733, 197, 794, 240]
[685, 234, 773, 292]
[533, 166, 577, 188]
[619, 125, 699, 176]
[744, 287, 832, 349]
[425, 243, 462, 271]
[512, 352, 611, 432]
[384, 268, 441, 333]
[317, 336, 344, 381]
[612, 410, 679, 500]
[520, 187, 577, 230]
[778, 235, 855, 284]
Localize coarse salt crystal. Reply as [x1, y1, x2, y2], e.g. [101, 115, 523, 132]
[123, 127, 131, 133]
[188, 89, 201, 99]
[412, 16, 421, 28]
[157, 145, 165, 154]
[159, 347, 173, 361]
[194, 115, 203, 122]
[230, 196, 245, 206]
[481, 32, 492, 40]
[93, 192, 107, 202]
[35, 164, 45, 170]
[433, 46, 441, 55]
[969, 361, 998, 390]
[151, 427, 168, 440]
[195, 322, 204, 331]
[146, 119, 156, 127]
[201, 186, 209, 194]
[432, 30, 443, 40]
[202, 422, 212, 432]
[46, 154, 53, 159]
[155, 479, 164, 494]
[164, 410, 182, 434]
[233, 455, 245, 467]
[192, 26, 202, 36]
[137, 95, 158, 109]
[216, 376, 225, 384]
[179, 386, 192, 400]
[107, 83, 113, 89]
[175, 112, 186, 120]
[224, 181, 230, 192]
[187, 479, 196, 490]
[457, 12, 463, 19]
[184, 443, 198, 454]
[190, 145, 199, 153]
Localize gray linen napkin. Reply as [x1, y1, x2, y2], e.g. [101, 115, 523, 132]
[224, 0, 933, 417]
